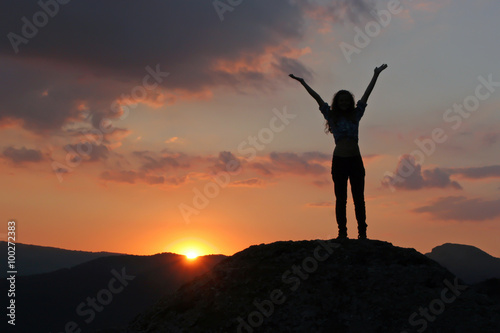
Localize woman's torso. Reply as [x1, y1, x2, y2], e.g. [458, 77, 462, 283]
[333, 137, 361, 157]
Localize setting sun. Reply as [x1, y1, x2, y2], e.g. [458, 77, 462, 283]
[164, 236, 221, 259]
[185, 250, 199, 260]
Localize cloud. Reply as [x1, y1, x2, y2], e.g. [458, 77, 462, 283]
[100, 170, 140, 184]
[0, 1, 315, 90]
[100, 170, 187, 186]
[75, 148, 341, 188]
[65, 142, 109, 163]
[382, 154, 462, 190]
[481, 131, 500, 146]
[247, 151, 331, 178]
[0, 1, 377, 137]
[2, 146, 43, 164]
[303, 0, 373, 25]
[230, 178, 265, 187]
[0, 58, 154, 135]
[446, 165, 500, 179]
[99, 149, 217, 187]
[250, 162, 273, 176]
[413, 196, 500, 222]
[133, 150, 200, 172]
[421, 168, 462, 189]
[268, 151, 328, 175]
[210, 151, 242, 175]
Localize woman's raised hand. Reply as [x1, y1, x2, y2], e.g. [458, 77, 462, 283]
[374, 64, 388, 75]
[289, 74, 304, 83]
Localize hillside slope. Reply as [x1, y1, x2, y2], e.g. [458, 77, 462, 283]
[128, 239, 499, 332]
[1, 252, 226, 332]
[0, 241, 123, 277]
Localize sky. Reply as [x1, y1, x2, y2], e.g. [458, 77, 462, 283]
[1, 0, 500, 258]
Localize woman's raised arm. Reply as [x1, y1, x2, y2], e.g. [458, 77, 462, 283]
[289, 74, 325, 107]
[360, 64, 387, 105]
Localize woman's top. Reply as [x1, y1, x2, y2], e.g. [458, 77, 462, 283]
[319, 100, 367, 157]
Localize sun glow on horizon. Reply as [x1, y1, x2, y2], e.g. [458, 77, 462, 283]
[165, 236, 220, 259]
[185, 250, 199, 260]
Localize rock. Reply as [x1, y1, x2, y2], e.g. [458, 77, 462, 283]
[127, 239, 500, 332]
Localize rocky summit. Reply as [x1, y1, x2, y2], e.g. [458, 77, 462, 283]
[126, 239, 499, 333]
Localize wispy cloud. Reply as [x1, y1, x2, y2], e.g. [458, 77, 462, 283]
[2, 146, 44, 164]
[413, 196, 500, 222]
[446, 165, 500, 179]
[230, 178, 265, 188]
[383, 155, 462, 190]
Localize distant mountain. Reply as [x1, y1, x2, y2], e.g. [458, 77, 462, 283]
[0, 241, 123, 278]
[127, 239, 500, 332]
[1, 252, 226, 333]
[425, 243, 500, 284]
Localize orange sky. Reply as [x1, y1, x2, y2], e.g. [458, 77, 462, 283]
[1, 1, 500, 258]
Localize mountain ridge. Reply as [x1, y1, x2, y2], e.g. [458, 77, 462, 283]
[425, 242, 500, 284]
[0, 241, 125, 277]
[1, 251, 227, 332]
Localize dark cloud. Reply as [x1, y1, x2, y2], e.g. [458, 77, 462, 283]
[100, 170, 140, 184]
[422, 168, 462, 189]
[230, 178, 265, 187]
[2, 146, 43, 163]
[0, 1, 312, 89]
[95, 149, 333, 187]
[250, 162, 273, 176]
[269, 151, 327, 175]
[413, 196, 500, 222]
[249, 151, 329, 177]
[302, 0, 373, 24]
[446, 165, 500, 179]
[301, 151, 331, 161]
[210, 151, 242, 175]
[132, 150, 194, 173]
[481, 131, 500, 146]
[144, 175, 165, 185]
[0, 1, 375, 136]
[100, 169, 187, 186]
[382, 154, 462, 190]
[139, 154, 181, 172]
[0, 58, 141, 134]
[271, 56, 313, 83]
[65, 142, 109, 163]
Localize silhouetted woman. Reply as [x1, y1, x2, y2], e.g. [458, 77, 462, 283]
[289, 64, 387, 239]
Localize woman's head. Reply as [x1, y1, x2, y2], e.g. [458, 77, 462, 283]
[332, 90, 355, 112]
[324, 90, 356, 134]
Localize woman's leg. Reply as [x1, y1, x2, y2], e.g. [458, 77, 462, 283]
[332, 156, 349, 238]
[349, 156, 367, 238]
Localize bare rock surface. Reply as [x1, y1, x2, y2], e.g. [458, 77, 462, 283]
[126, 239, 500, 333]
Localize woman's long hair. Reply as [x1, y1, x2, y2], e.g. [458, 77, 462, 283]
[324, 90, 356, 134]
